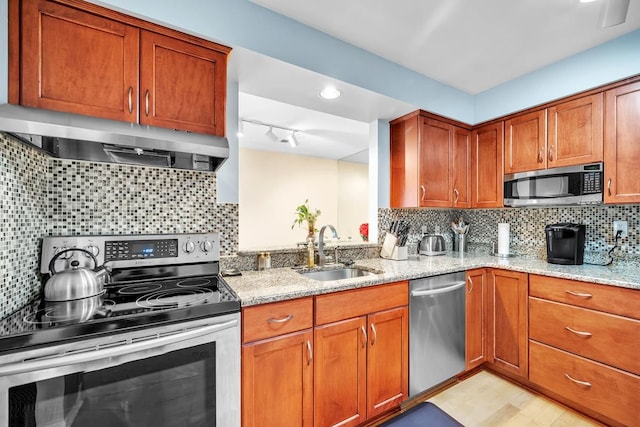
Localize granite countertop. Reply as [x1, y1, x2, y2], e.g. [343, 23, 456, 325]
[223, 252, 640, 307]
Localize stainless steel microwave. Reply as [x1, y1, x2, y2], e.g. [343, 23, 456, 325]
[504, 163, 603, 207]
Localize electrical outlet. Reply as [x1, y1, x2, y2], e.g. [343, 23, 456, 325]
[613, 220, 628, 237]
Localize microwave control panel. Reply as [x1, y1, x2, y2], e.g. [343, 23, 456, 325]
[582, 171, 602, 194]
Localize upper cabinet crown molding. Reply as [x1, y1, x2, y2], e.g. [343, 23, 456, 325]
[9, 0, 230, 136]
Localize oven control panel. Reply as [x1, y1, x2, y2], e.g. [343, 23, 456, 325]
[41, 233, 220, 274]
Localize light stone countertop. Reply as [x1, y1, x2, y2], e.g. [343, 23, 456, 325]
[223, 252, 640, 307]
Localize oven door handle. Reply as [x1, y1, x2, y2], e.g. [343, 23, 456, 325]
[0, 318, 238, 377]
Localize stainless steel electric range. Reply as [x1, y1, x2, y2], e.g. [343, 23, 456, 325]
[0, 233, 241, 427]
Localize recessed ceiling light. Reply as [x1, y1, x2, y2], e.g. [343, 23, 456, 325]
[579, 0, 597, 3]
[320, 86, 341, 100]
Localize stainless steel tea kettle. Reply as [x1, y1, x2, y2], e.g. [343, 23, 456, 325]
[44, 248, 111, 301]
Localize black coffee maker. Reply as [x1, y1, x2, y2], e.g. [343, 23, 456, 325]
[545, 223, 586, 265]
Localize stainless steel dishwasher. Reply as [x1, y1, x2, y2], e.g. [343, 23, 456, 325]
[409, 272, 466, 396]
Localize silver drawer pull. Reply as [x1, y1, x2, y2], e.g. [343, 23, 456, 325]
[267, 314, 293, 323]
[370, 323, 377, 346]
[565, 326, 593, 338]
[565, 290, 593, 298]
[564, 373, 592, 388]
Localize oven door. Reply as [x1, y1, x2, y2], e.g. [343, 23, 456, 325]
[0, 312, 240, 427]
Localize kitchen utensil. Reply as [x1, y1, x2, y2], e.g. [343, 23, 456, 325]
[44, 248, 111, 301]
[419, 234, 446, 256]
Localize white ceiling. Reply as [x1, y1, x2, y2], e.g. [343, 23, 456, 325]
[233, 0, 640, 162]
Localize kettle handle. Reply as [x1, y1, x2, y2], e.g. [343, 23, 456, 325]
[49, 248, 98, 276]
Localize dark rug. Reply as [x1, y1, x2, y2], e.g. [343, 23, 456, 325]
[379, 402, 464, 427]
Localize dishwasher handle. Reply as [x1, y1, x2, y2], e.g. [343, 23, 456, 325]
[410, 281, 466, 297]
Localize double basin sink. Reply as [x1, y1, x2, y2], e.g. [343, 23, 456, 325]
[298, 266, 380, 282]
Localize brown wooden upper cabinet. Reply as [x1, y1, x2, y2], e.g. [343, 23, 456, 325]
[390, 112, 471, 208]
[604, 81, 640, 204]
[505, 94, 603, 174]
[12, 0, 229, 136]
[471, 122, 504, 208]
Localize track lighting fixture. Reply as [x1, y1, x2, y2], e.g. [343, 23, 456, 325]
[265, 126, 279, 143]
[239, 119, 301, 147]
[288, 131, 299, 148]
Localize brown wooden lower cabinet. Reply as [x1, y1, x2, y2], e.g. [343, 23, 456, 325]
[242, 329, 313, 427]
[242, 282, 408, 427]
[465, 269, 487, 370]
[529, 341, 640, 427]
[487, 269, 528, 378]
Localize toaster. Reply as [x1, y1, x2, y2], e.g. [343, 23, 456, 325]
[419, 234, 446, 256]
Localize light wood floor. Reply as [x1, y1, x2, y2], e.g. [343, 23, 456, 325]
[426, 371, 600, 427]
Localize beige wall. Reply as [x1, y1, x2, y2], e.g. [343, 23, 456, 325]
[239, 148, 368, 248]
[337, 161, 369, 241]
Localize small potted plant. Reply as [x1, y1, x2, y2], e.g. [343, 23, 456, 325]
[292, 199, 321, 242]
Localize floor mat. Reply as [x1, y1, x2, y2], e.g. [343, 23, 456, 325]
[379, 402, 464, 427]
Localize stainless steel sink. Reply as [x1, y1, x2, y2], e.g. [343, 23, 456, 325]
[299, 267, 378, 281]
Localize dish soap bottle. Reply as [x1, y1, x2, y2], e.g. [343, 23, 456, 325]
[307, 239, 315, 268]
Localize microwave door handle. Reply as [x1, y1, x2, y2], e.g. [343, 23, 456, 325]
[0, 318, 238, 377]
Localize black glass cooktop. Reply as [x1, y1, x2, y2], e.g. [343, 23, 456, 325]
[0, 273, 240, 355]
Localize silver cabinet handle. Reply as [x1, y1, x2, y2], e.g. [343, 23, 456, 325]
[420, 185, 426, 201]
[607, 178, 612, 196]
[127, 86, 133, 114]
[453, 188, 460, 203]
[565, 326, 592, 338]
[548, 145, 554, 161]
[467, 276, 474, 293]
[538, 147, 544, 163]
[565, 290, 593, 299]
[306, 340, 312, 365]
[267, 314, 293, 323]
[0, 318, 238, 376]
[411, 281, 466, 297]
[370, 323, 377, 346]
[145, 89, 150, 116]
[564, 373, 592, 388]
[361, 325, 368, 348]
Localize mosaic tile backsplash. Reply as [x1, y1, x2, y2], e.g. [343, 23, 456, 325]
[379, 205, 640, 263]
[1, 132, 239, 318]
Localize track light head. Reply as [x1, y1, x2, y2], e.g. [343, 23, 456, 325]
[288, 131, 299, 148]
[265, 126, 278, 143]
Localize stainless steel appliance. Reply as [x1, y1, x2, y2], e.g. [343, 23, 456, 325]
[504, 162, 603, 207]
[419, 235, 446, 256]
[0, 104, 229, 171]
[0, 233, 241, 427]
[409, 273, 465, 396]
[545, 223, 586, 265]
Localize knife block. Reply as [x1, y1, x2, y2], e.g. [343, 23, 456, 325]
[380, 234, 408, 260]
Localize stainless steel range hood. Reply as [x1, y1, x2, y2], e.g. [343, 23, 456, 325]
[0, 104, 229, 171]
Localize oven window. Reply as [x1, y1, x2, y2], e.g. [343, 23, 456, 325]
[9, 343, 216, 427]
[508, 175, 577, 199]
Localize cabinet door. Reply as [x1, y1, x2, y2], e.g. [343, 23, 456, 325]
[504, 110, 546, 174]
[390, 116, 420, 208]
[419, 118, 453, 207]
[140, 30, 227, 136]
[452, 127, 471, 208]
[242, 330, 313, 427]
[20, 0, 139, 122]
[604, 81, 640, 204]
[314, 317, 367, 427]
[367, 307, 409, 420]
[488, 269, 528, 378]
[548, 93, 603, 168]
[465, 269, 487, 370]
[471, 122, 504, 208]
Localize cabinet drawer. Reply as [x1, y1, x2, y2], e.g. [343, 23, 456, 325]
[530, 297, 640, 375]
[529, 341, 640, 427]
[315, 281, 408, 325]
[242, 297, 313, 343]
[529, 274, 640, 320]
